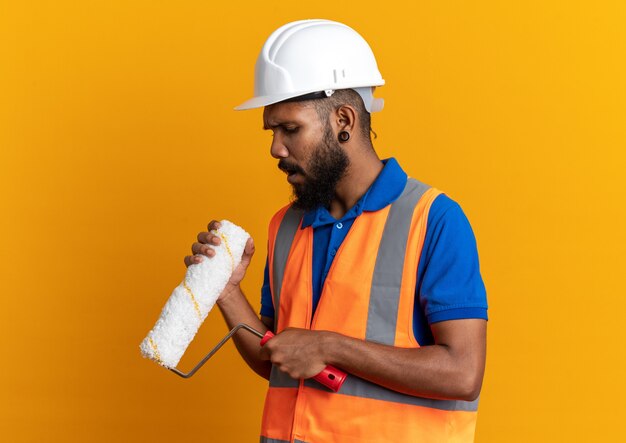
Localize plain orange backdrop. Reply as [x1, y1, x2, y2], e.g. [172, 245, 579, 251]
[1, 1, 625, 442]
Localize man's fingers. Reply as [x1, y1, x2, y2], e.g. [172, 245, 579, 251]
[196, 231, 221, 246]
[188, 221, 251, 269]
[207, 220, 221, 232]
[191, 241, 216, 257]
[185, 220, 223, 268]
[183, 255, 203, 267]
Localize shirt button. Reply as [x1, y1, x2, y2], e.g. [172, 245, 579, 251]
[330, 249, 336, 256]
[336, 222, 343, 229]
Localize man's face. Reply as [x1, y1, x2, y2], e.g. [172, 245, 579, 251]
[263, 101, 350, 211]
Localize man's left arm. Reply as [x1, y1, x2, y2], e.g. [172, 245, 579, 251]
[260, 319, 486, 401]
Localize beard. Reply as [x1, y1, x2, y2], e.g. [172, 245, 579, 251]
[279, 126, 350, 212]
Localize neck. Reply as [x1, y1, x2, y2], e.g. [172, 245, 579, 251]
[329, 147, 383, 219]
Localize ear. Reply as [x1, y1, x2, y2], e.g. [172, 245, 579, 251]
[333, 104, 357, 135]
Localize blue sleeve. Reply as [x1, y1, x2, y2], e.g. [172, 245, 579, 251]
[260, 255, 275, 318]
[416, 194, 488, 326]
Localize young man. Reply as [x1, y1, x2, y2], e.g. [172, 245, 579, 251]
[185, 19, 488, 443]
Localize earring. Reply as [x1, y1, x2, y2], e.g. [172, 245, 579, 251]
[338, 130, 350, 142]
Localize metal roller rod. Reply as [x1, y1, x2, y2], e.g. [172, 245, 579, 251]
[169, 323, 264, 379]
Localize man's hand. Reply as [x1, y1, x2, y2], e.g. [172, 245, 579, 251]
[259, 328, 328, 379]
[184, 220, 255, 300]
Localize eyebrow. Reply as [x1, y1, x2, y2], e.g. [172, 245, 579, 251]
[263, 120, 300, 130]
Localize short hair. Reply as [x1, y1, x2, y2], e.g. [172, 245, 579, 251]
[308, 89, 374, 142]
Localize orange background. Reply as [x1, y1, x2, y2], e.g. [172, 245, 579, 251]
[1, 1, 625, 441]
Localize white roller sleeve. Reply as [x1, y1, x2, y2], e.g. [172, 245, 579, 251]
[140, 220, 250, 368]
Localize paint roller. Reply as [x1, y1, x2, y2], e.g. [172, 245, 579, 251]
[139, 219, 346, 392]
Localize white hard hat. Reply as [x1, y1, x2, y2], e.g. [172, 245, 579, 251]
[235, 19, 385, 113]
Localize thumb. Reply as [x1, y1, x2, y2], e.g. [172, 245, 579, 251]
[241, 237, 255, 263]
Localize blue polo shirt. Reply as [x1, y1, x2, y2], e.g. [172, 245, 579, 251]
[260, 158, 488, 346]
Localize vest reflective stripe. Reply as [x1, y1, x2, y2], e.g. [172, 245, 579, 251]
[270, 338, 478, 412]
[271, 366, 479, 412]
[270, 206, 304, 330]
[318, 375, 478, 411]
[269, 365, 299, 388]
[366, 179, 429, 345]
[262, 179, 478, 443]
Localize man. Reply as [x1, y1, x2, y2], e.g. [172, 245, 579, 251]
[185, 19, 488, 442]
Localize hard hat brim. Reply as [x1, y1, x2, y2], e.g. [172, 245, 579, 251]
[234, 83, 385, 111]
[234, 91, 307, 111]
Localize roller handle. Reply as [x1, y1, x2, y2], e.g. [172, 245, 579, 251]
[260, 331, 347, 393]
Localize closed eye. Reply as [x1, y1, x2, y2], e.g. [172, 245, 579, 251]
[266, 126, 299, 136]
[264, 121, 300, 133]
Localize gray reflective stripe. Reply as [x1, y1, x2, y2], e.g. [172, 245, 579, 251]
[260, 437, 308, 443]
[365, 178, 430, 345]
[269, 364, 299, 388]
[272, 206, 303, 330]
[340, 375, 479, 411]
[304, 375, 478, 412]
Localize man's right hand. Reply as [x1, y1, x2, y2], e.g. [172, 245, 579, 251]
[184, 220, 255, 299]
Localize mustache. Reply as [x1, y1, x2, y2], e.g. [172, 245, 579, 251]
[278, 159, 305, 175]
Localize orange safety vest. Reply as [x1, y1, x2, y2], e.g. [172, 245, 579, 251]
[261, 179, 479, 443]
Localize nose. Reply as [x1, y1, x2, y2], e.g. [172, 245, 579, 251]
[270, 134, 289, 159]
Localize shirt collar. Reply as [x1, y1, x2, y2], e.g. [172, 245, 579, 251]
[301, 157, 408, 229]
